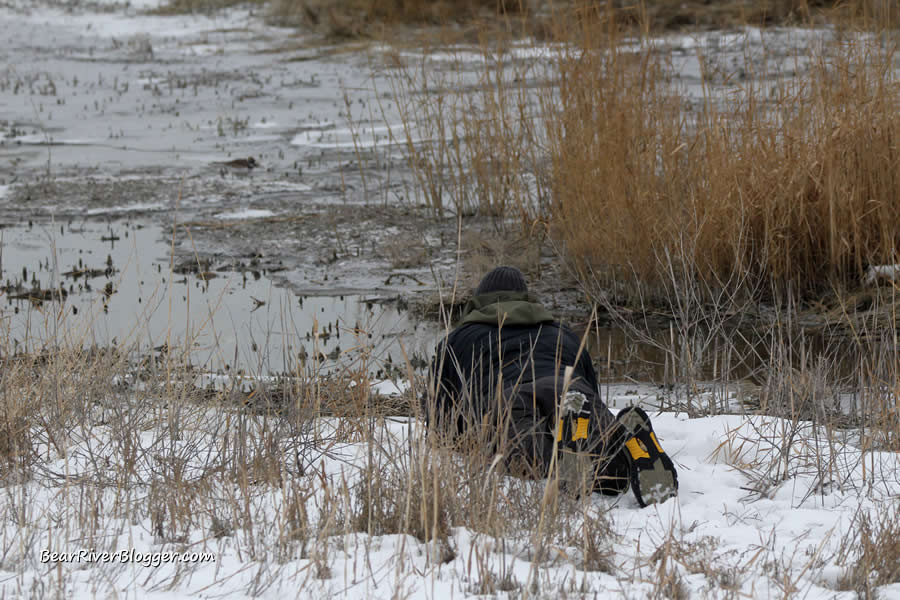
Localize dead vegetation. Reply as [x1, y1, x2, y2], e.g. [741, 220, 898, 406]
[269, 0, 527, 35]
[391, 4, 900, 306]
[549, 16, 899, 306]
[607, 0, 900, 30]
[837, 506, 900, 597]
[152, 0, 899, 37]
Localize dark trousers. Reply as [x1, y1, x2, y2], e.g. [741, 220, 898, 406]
[499, 376, 625, 481]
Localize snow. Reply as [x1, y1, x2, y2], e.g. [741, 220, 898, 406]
[393, 28, 831, 68]
[252, 120, 281, 130]
[865, 264, 900, 286]
[12, 134, 100, 145]
[216, 208, 276, 219]
[291, 123, 416, 149]
[638, 26, 833, 52]
[87, 0, 169, 11]
[1, 383, 897, 599]
[394, 41, 564, 65]
[11, 5, 257, 41]
[372, 379, 408, 396]
[241, 134, 283, 143]
[86, 201, 166, 215]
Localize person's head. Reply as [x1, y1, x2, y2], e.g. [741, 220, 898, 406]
[475, 266, 528, 296]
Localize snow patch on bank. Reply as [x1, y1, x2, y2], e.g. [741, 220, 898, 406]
[216, 208, 275, 220]
[86, 201, 166, 215]
[291, 122, 420, 149]
[865, 264, 900, 286]
[12, 134, 101, 146]
[371, 379, 408, 396]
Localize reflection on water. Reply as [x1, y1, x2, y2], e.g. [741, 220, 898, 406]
[585, 326, 669, 382]
[1, 220, 438, 375]
[584, 320, 877, 385]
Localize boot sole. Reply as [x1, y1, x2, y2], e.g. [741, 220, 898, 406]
[617, 406, 678, 507]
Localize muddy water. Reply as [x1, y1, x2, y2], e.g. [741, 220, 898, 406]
[1, 220, 439, 374]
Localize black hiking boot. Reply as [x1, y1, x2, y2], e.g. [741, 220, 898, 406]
[615, 406, 678, 507]
[592, 449, 631, 496]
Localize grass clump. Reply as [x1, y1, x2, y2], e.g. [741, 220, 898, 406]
[609, 0, 900, 30]
[838, 506, 900, 597]
[545, 12, 900, 305]
[151, 0, 259, 15]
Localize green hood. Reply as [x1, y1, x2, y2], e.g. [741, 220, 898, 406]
[459, 291, 554, 327]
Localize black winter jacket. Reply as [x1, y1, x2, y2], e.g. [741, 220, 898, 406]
[427, 290, 599, 435]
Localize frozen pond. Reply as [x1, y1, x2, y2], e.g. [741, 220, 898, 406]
[0, 0, 462, 376]
[1, 219, 438, 374]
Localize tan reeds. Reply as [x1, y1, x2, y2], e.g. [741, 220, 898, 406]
[544, 11, 900, 304]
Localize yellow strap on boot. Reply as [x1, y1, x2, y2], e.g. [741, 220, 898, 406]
[572, 417, 589, 441]
[625, 437, 650, 460]
[557, 418, 590, 442]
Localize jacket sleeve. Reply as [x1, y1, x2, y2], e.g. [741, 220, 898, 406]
[424, 335, 462, 428]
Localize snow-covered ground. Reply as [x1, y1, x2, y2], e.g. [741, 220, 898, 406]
[1, 384, 897, 599]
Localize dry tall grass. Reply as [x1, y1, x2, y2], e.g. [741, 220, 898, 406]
[607, 0, 900, 30]
[837, 505, 900, 596]
[391, 7, 900, 305]
[545, 12, 900, 304]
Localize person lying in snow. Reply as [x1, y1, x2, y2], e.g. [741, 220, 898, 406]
[426, 266, 678, 507]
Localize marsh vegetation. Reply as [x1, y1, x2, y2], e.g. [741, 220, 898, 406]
[0, 0, 898, 598]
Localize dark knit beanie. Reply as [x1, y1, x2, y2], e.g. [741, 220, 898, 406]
[475, 266, 528, 295]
